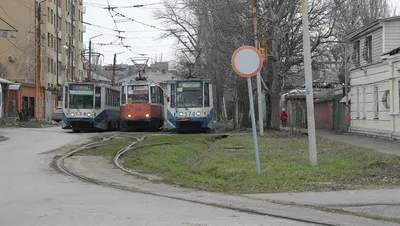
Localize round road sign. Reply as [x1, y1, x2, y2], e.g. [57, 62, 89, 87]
[231, 46, 263, 78]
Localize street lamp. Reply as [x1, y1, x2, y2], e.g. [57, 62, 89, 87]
[88, 34, 103, 81]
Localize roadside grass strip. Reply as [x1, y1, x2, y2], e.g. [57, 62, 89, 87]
[121, 134, 400, 193]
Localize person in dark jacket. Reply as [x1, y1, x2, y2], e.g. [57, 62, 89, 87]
[280, 108, 288, 127]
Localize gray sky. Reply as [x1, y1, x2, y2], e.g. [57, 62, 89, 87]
[83, 0, 400, 66]
[83, 0, 176, 65]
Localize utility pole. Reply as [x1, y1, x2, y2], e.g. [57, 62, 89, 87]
[35, 2, 42, 120]
[88, 34, 103, 81]
[301, 0, 318, 166]
[88, 39, 92, 81]
[112, 53, 116, 86]
[253, 0, 264, 136]
[66, 36, 71, 81]
[70, 0, 74, 81]
[56, 0, 60, 106]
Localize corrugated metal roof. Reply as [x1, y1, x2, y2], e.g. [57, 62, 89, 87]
[0, 77, 12, 84]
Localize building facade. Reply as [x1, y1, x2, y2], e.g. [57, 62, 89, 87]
[348, 16, 400, 140]
[0, 0, 85, 92]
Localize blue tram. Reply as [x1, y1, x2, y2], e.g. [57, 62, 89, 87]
[61, 82, 120, 132]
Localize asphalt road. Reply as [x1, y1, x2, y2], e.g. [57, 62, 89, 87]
[0, 127, 313, 226]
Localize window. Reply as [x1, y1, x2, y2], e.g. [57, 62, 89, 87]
[95, 87, 101, 108]
[48, 58, 51, 72]
[47, 32, 50, 47]
[57, 38, 61, 52]
[50, 34, 54, 49]
[204, 83, 210, 107]
[353, 40, 360, 65]
[159, 87, 164, 104]
[128, 85, 149, 103]
[151, 86, 156, 103]
[10, 31, 16, 38]
[51, 9, 54, 24]
[64, 86, 69, 108]
[364, 36, 372, 62]
[382, 90, 390, 109]
[374, 85, 379, 119]
[170, 84, 175, 108]
[57, 16, 61, 30]
[57, 0, 62, 7]
[57, 61, 61, 76]
[51, 59, 54, 73]
[356, 87, 360, 118]
[47, 8, 50, 23]
[362, 86, 366, 119]
[121, 86, 126, 104]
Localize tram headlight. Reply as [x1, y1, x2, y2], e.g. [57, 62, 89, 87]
[196, 111, 201, 116]
[145, 113, 150, 118]
[179, 112, 184, 117]
[87, 113, 91, 117]
[70, 112, 75, 117]
[127, 114, 132, 118]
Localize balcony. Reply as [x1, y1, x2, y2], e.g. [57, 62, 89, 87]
[57, 7, 61, 15]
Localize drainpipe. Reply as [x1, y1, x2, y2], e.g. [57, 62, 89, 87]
[390, 60, 396, 139]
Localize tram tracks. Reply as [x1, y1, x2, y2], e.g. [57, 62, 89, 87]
[54, 134, 365, 226]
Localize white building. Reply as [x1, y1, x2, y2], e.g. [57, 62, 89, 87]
[348, 16, 400, 139]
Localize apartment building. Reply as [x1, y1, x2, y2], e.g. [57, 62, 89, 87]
[0, 0, 85, 90]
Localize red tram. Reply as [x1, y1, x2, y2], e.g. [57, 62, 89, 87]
[120, 81, 164, 131]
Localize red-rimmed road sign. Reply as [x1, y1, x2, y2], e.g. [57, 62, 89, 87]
[231, 45, 262, 175]
[231, 46, 263, 78]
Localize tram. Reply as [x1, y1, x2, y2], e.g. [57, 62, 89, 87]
[120, 80, 164, 131]
[61, 82, 120, 132]
[165, 79, 214, 132]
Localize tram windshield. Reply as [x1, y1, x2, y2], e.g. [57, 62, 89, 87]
[127, 85, 149, 103]
[68, 84, 94, 109]
[176, 81, 203, 108]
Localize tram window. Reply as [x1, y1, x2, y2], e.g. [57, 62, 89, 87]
[170, 84, 175, 108]
[106, 89, 109, 106]
[204, 83, 210, 107]
[155, 87, 160, 103]
[95, 87, 101, 108]
[121, 86, 126, 104]
[64, 86, 69, 108]
[159, 87, 164, 104]
[151, 86, 156, 103]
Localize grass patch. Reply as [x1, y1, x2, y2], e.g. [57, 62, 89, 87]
[122, 133, 400, 193]
[77, 136, 137, 157]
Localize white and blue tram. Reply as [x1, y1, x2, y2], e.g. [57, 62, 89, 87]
[165, 79, 215, 132]
[61, 82, 120, 132]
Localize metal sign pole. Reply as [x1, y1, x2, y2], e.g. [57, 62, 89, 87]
[231, 45, 263, 175]
[247, 77, 261, 175]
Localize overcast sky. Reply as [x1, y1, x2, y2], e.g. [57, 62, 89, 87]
[83, 0, 176, 66]
[83, 0, 400, 66]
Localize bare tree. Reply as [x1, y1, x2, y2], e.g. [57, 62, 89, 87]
[155, 0, 393, 129]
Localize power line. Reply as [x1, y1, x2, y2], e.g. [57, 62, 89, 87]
[111, 9, 166, 31]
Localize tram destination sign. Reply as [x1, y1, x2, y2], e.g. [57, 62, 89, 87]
[69, 84, 94, 90]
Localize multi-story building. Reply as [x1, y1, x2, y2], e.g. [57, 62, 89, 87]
[0, 0, 85, 92]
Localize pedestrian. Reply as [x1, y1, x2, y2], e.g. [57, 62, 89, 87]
[280, 108, 288, 128]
